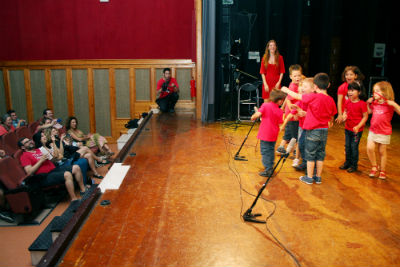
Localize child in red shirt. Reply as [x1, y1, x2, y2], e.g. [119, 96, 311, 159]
[276, 64, 302, 155]
[251, 90, 286, 177]
[282, 73, 337, 184]
[339, 82, 368, 173]
[336, 66, 365, 123]
[366, 81, 400, 179]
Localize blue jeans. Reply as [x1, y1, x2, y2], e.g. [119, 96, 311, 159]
[345, 129, 362, 168]
[260, 140, 276, 170]
[283, 121, 299, 141]
[298, 128, 306, 163]
[304, 129, 328, 162]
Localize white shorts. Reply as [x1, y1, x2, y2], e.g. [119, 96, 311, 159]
[368, 130, 391, 145]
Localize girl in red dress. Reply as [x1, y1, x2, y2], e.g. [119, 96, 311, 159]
[259, 40, 285, 101]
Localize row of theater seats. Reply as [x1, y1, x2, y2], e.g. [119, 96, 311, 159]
[0, 122, 66, 215]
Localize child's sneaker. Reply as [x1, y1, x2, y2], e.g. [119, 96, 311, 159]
[276, 146, 286, 154]
[292, 158, 299, 167]
[299, 176, 314, 185]
[313, 176, 322, 184]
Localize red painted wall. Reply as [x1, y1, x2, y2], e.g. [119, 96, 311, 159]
[0, 0, 196, 61]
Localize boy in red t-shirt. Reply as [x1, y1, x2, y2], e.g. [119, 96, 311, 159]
[251, 90, 286, 177]
[276, 64, 302, 155]
[282, 73, 337, 184]
[339, 82, 368, 173]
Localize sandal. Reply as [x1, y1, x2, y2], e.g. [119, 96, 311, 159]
[369, 166, 379, 178]
[378, 171, 386, 180]
[93, 174, 104, 179]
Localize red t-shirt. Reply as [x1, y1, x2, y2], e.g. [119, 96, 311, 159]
[295, 100, 309, 129]
[344, 99, 368, 132]
[284, 82, 299, 121]
[0, 125, 15, 137]
[302, 93, 337, 130]
[257, 102, 283, 142]
[337, 82, 349, 113]
[259, 55, 285, 99]
[369, 102, 395, 135]
[157, 78, 179, 99]
[20, 149, 55, 174]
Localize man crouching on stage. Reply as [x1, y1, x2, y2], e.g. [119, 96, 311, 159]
[156, 68, 180, 113]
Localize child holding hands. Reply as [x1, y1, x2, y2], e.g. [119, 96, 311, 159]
[339, 82, 368, 173]
[281, 73, 337, 184]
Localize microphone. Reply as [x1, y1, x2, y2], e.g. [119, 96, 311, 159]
[284, 138, 297, 156]
[230, 54, 240, 60]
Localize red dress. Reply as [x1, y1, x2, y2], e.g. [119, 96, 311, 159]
[259, 55, 285, 99]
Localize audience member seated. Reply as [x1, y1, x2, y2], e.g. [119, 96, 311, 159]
[65, 116, 114, 157]
[45, 127, 107, 180]
[18, 137, 86, 202]
[0, 186, 14, 223]
[36, 108, 63, 131]
[0, 149, 6, 159]
[7, 109, 27, 129]
[0, 114, 16, 137]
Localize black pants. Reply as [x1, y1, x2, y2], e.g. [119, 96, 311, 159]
[156, 92, 179, 112]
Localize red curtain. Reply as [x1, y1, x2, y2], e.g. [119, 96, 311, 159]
[0, 0, 196, 61]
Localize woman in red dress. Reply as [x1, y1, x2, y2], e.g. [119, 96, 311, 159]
[260, 40, 285, 101]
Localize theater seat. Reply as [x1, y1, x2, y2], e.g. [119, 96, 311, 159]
[28, 120, 40, 134]
[16, 125, 33, 140]
[0, 157, 43, 214]
[1, 131, 18, 156]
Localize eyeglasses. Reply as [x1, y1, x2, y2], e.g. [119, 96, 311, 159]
[22, 139, 31, 145]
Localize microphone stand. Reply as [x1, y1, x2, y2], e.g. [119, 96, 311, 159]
[234, 118, 258, 161]
[235, 69, 258, 80]
[242, 152, 289, 223]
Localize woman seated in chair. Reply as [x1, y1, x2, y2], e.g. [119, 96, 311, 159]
[65, 116, 114, 157]
[43, 127, 109, 180]
[0, 114, 16, 137]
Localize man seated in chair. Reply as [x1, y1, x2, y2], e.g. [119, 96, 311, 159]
[18, 137, 86, 202]
[156, 68, 179, 113]
[36, 108, 63, 131]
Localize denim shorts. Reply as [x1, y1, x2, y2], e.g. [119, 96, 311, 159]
[304, 128, 328, 161]
[283, 121, 299, 141]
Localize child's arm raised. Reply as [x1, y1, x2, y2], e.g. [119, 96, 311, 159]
[387, 100, 400, 115]
[281, 87, 302, 100]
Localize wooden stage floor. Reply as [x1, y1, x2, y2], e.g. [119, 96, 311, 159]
[59, 113, 400, 267]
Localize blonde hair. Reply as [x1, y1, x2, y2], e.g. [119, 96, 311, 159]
[374, 81, 394, 101]
[262, 40, 280, 70]
[299, 77, 314, 88]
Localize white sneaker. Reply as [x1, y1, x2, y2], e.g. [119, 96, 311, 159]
[292, 158, 299, 167]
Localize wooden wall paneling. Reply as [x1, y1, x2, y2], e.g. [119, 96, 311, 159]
[150, 68, 156, 103]
[0, 70, 7, 115]
[135, 69, 150, 101]
[191, 67, 196, 102]
[87, 68, 96, 133]
[23, 69, 33, 122]
[30, 69, 47, 121]
[114, 69, 130, 118]
[176, 68, 192, 100]
[45, 69, 53, 110]
[1, 69, 11, 111]
[72, 69, 90, 134]
[8, 70, 28, 122]
[129, 68, 136, 118]
[51, 69, 69, 123]
[93, 69, 111, 137]
[195, 0, 202, 119]
[66, 68, 74, 116]
[109, 68, 117, 139]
